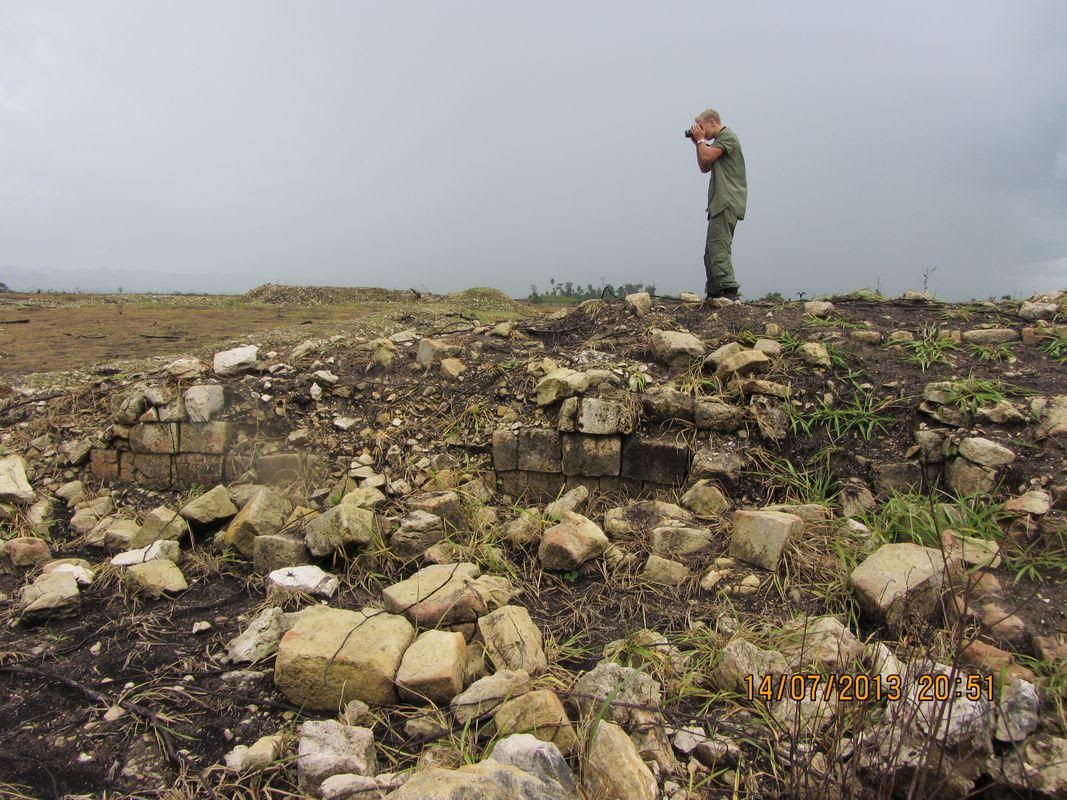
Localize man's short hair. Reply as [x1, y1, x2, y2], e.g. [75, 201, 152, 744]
[696, 108, 721, 124]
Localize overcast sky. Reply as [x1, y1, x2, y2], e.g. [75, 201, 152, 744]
[1, 1, 1065, 299]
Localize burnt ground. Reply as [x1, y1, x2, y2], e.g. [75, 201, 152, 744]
[0, 291, 1065, 798]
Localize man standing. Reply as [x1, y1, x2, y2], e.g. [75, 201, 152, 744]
[689, 108, 747, 301]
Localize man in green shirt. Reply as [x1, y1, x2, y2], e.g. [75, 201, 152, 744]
[689, 108, 747, 301]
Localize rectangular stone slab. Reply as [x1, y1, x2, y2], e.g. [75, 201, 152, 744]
[274, 605, 415, 709]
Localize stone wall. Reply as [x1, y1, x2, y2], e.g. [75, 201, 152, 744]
[87, 383, 315, 491]
[492, 405, 692, 500]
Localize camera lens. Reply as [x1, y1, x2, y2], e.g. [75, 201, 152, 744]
[684, 130, 693, 139]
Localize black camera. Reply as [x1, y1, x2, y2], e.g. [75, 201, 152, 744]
[684, 130, 694, 139]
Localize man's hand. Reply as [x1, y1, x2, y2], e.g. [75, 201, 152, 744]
[689, 122, 705, 143]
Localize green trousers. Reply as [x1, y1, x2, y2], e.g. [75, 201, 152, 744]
[704, 209, 740, 296]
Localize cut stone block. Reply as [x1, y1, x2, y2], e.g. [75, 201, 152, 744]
[728, 510, 803, 570]
[492, 690, 577, 755]
[516, 429, 562, 473]
[849, 543, 948, 632]
[538, 512, 608, 570]
[694, 398, 743, 431]
[129, 423, 179, 454]
[179, 422, 233, 455]
[304, 503, 376, 557]
[557, 397, 635, 435]
[274, 605, 415, 709]
[477, 605, 547, 675]
[396, 629, 467, 704]
[621, 437, 689, 485]
[183, 384, 226, 422]
[491, 429, 518, 471]
[561, 434, 621, 476]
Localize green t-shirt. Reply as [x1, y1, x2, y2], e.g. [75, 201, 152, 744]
[706, 127, 747, 220]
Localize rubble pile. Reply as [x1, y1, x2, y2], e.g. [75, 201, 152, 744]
[0, 288, 1066, 798]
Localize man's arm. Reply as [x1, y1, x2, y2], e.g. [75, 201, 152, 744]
[694, 141, 725, 173]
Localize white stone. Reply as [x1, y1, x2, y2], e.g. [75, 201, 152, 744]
[226, 606, 285, 663]
[267, 565, 339, 597]
[183, 384, 226, 422]
[0, 455, 35, 504]
[297, 720, 376, 794]
[110, 539, 181, 566]
[213, 345, 259, 376]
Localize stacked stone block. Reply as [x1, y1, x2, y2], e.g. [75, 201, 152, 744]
[90, 420, 232, 490]
[493, 397, 690, 500]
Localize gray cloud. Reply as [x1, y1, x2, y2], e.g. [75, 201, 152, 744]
[1, 0, 1065, 299]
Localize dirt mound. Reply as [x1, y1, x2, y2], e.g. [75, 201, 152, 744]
[445, 286, 528, 312]
[243, 283, 425, 306]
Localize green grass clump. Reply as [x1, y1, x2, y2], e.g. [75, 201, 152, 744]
[898, 325, 958, 372]
[790, 383, 899, 443]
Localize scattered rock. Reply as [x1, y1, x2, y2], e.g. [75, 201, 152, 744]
[266, 564, 339, 597]
[728, 509, 803, 570]
[994, 679, 1039, 743]
[124, 559, 188, 598]
[712, 639, 787, 692]
[545, 486, 589, 518]
[961, 328, 1018, 344]
[492, 689, 577, 755]
[110, 539, 181, 566]
[717, 348, 770, 378]
[804, 300, 834, 317]
[625, 292, 652, 317]
[849, 543, 948, 632]
[226, 607, 285, 663]
[538, 512, 608, 570]
[583, 720, 658, 800]
[274, 605, 415, 709]
[297, 720, 377, 794]
[213, 345, 259, 375]
[650, 328, 705, 368]
[680, 480, 730, 518]
[305, 503, 376, 557]
[0, 537, 51, 572]
[797, 341, 831, 368]
[650, 526, 714, 558]
[179, 484, 237, 526]
[396, 629, 468, 704]
[641, 554, 690, 585]
[225, 733, 283, 772]
[958, 437, 1015, 468]
[488, 734, 577, 794]
[478, 605, 548, 675]
[382, 563, 514, 626]
[19, 570, 80, 621]
[0, 455, 36, 504]
[129, 505, 190, 549]
[451, 669, 531, 725]
[224, 489, 293, 557]
[385, 761, 574, 800]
